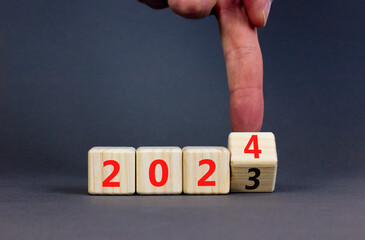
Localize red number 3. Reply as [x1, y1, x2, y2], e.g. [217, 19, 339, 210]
[102, 160, 120, 187]
[244, 135, 262, 159]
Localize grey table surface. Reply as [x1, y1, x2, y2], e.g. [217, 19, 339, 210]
[1, 173, 364, 239]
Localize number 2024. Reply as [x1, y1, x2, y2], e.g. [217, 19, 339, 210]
[102, 135, 263, 190]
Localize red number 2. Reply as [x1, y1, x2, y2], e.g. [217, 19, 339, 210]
[102, 160, 120, 187]
[149, 159, 169, 187]
[198, 159, 216, 186]
[244, 135, 262, 159]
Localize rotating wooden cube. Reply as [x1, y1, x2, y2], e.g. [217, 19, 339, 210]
[229, 133, 278, 192]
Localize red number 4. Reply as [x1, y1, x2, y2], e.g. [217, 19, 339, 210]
[244, 135, 262, 159]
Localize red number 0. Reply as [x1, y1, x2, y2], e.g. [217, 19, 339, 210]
[197, 159, 216, 186]
[102, 160, 120, 187]
[149, 159, 168, 187]
[244, 135, 262, 159]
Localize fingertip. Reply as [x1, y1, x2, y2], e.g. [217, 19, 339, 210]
[248, 14, 266, 28]
[243, 0, 271, 28]
[230, 88, 264, 132]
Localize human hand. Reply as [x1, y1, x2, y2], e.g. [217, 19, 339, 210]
[138, 0, 273, 132]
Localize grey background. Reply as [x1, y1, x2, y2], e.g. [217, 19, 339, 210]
[0, 0, 364, 239]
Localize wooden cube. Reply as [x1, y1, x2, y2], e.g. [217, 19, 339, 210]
[136, 147, 182, 194]
[229, 133, 278, 192]
[88, 147, 135, 195]
[183, 147, 230, 194]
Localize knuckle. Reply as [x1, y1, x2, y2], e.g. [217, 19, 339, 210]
[229, 87, 262, 98]
[224, 46, 260, 61]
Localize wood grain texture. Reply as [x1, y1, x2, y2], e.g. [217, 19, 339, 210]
[183, 147, 230, 194]
[228, 132, 278, 192]
[136, 147, 182, 194]
[88, 147, 135, 195]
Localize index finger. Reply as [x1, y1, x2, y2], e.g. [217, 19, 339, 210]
[216, 3, 264, 132]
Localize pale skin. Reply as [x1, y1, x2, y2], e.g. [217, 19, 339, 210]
[139, 0, 273, 132]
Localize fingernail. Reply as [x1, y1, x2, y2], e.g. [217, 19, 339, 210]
[262, 0, 272, 26]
